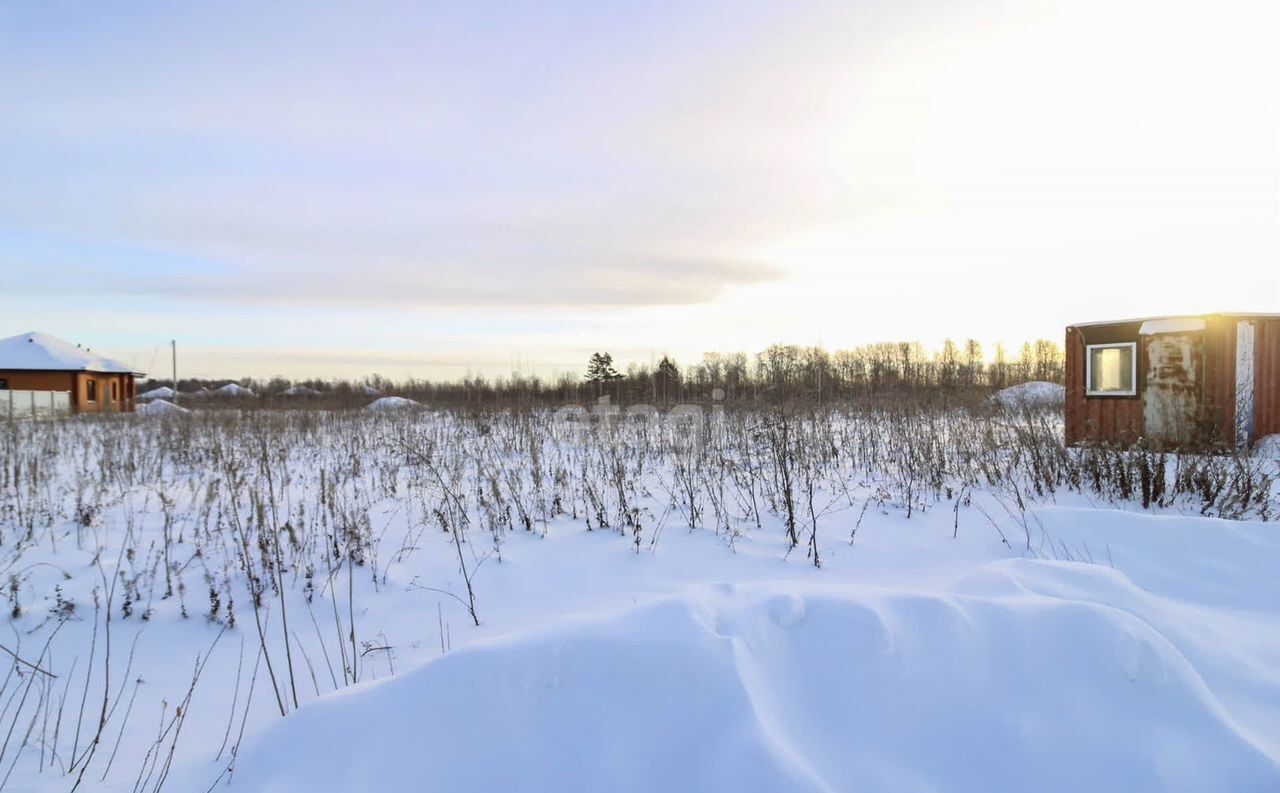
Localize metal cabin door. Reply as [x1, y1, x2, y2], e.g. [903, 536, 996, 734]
[1143, 332, 1201, 446]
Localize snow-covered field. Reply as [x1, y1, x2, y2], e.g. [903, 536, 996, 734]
[1, 408, 1277, 792]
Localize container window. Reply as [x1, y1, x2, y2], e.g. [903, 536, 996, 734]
[86, 380, 97, 402]
[1086, 343, 1136, 396]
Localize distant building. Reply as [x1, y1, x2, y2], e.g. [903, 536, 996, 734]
[0, 332, 143, 413]
[1065, 314, 1279, 447]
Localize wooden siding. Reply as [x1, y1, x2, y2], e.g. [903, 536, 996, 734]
[0, 370, 76, 393]
[73, 373, 136, 413]
[0, 370, 135, 413]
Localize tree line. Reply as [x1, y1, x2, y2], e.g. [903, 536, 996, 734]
[145, 338, 1065, 409]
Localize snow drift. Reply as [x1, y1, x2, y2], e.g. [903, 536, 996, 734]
[992, 381, 1065, 408]
[213, 382, 255, 398]
[279, 385, 322, 396]
[134, 399, 188, 416]
[230, 570, 1279, 793]
[137, 386, 175, 400]
[365, 395, 422, 411]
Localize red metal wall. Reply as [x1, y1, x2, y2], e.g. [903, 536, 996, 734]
[1200, 315, 1236, 444]
[1064, 326, 1144, 445]
[1256, 318, 1280, 439]
[1066, 314, 1280, 447]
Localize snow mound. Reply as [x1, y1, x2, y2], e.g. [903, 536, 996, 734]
[279, 385, 322, 397]
[137, 386, 175, 400]
[134, 399, 188, 416]
[1254, 435, 1280, 459]
[992, 381, 1065, 408]
[358, 384, 383, 396]
[364, 396, 421, 411]
[212, 383, 255, 398]
[230, 579, 1279, 793]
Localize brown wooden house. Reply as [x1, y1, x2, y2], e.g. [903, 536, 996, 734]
[1065, 313, 1280, 448]
[0, 332, 143, 413]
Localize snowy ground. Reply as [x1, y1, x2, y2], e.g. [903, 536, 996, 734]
[1, 410, 1277, 792]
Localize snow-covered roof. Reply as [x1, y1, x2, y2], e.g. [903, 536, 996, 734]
[0, 331, 140, 374]
[1139, 317, 1206, 335]
[1069, 312, 1280, 329]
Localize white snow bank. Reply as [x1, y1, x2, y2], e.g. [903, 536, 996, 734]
[279, 385, 322, 396]
[364, 396, 421, 411]
[134, 399, 188, 416]
[992, 380, 1065, 408]
[137, 386, 175, 400]
[231, 574, 1279, 793]
[1254, 435, 1280, 459]
[358, 384, 383, 396]
[213, 383, 255, 398]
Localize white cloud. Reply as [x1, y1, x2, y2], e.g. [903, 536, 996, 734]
[1, 0, 1275, 377]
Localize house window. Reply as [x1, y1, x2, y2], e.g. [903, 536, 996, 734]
[86, 380, 97, 402]
[111, 382, 118, 401]
[0, 379, 7, 390]
[1086, 343, 1137, 396]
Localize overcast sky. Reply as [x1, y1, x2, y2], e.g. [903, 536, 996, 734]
[3, 0, 1277, 380]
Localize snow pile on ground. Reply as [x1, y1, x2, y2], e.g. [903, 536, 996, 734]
[137, 385, 175, 400]
[358, 384, 383, 396]
[213, 503, 1280, 793]
[1255, 435, 1280, 459]
[992, 381, 1065, 408]
[213, 382, 255, 398]
[279, 385, 322, 396]
[364, 395, 421, 410]
[228, 557, 1280, 793]
[134, 399, 189, 416]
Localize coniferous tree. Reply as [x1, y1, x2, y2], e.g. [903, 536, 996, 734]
[585, 352, 623, 397]
[655, 355, 680, 402]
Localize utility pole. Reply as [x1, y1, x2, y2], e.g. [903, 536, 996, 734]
[171, 340, 178, 405]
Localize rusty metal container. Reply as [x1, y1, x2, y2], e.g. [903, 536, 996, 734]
[1065, 313, 1280, 448]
